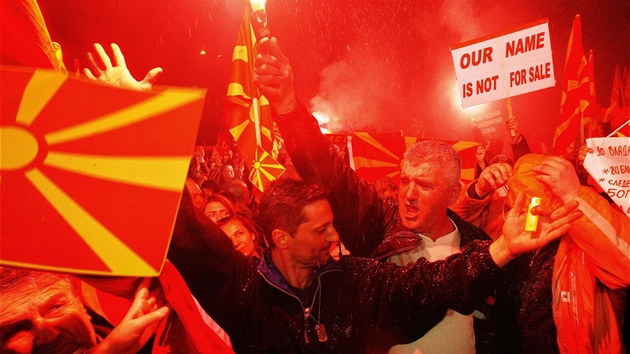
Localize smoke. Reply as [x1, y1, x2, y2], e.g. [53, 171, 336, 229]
[307, 0, 533, 140]
[310, 44, 404, 133]
[439, 0, 485, 41]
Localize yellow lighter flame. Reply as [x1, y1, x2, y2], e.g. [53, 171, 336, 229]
[250, 0, 266, 12]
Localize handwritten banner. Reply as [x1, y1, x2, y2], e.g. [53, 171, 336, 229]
[471, 109, 504, 138]
[584, 137, 630, 216]
[450, 19, 555, 108]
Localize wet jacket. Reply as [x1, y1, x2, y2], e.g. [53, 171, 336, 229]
[451, 180, 507, 241]
[448, 171, 561, 353]
[552, 186, 630, 353]
[275, 104, 491, 258]
[452, 154, 630, 353]
[274, 103, 503, 352]
[168, 189, 507, 353]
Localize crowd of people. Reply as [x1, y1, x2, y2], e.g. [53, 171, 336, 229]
[2, 38, 628, 354]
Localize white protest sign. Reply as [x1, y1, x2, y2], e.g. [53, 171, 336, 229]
[584, 137, 630, 216]
[450, 19, 555, 108]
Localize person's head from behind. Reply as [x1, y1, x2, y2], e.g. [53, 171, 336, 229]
[0, 267, 96, 353]
[374, 176, 398, 199]
[201, 179, 220, 198]
[220, 163, 234, 182]
[185, 177, 205, 210]
[204, 194, 236, 223]
[227, 180, 252, 205]
[398, 140, 462, 234]
[257, 178, 339, 266]
[507, 154, 563, 211]
[217, 213, 261, 257]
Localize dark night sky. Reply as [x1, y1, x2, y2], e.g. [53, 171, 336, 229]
[39, 0, 629, 151]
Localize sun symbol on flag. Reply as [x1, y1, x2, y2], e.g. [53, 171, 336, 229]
[1, 67, 205, 276]
[248, 145, 285, 192]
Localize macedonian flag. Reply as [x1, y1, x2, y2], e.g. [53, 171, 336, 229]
[1, 66, 206, 276]
[405, 137, 480, 184]
[224, 7, 283, 192]
[249, 144, 286, 192]
[351, 132, 406, 184]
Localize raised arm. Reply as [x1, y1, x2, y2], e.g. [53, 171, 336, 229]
[83, 43, 162, 92]
[490, 191, 582, 267]
[254, 37, 387, 256]
[451, 162, 512, 235]
[167, 188, 259, 333]
[341, 193, 581, 347]
[86, 278, 169, 354]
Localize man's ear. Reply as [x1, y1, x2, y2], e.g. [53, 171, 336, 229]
[272, 229, 290, 249]
[448, 182, 463, 206]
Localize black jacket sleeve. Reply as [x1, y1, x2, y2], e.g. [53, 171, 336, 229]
[167, 188, 259, 336]
[339, 239, 506, 348]
[275, 103, 390, 257]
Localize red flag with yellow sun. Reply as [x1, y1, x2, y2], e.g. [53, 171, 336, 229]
[224, 7, 285, 192]
[347, 132, 479, 185]
[405, 138, 479, 184]
[1, 66, 206, 276]
[350, 132, 406, 184]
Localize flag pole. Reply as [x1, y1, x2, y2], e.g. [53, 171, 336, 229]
[506, 97, 516, 137]
[606, 119, 630, 138]
[250, 0, 269, 148]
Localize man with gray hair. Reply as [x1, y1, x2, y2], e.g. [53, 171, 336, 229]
[254, 37, 499, 353]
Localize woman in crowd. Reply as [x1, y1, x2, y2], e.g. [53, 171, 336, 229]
[217, 212, 263, 258]
[204, 194, 237, 223]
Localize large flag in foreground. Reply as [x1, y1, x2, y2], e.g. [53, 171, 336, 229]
[553, 15, 591, 156]
[224, 7, 284, 191]
[1, 66, 206, 276]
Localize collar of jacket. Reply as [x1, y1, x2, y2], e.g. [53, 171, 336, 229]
[256, 248, 342, 296]
[371, 209, 491, 261]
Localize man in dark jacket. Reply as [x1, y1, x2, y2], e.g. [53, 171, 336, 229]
[251, 37, 533, 353]
[168, 176, 580, 353]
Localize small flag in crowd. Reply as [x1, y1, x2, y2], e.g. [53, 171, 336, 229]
[552, 14, 593, 155]
[224, 7, 284, 191]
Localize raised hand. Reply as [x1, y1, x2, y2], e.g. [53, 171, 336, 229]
[253, 37, 297, 114]
[576, 143, 593, 165]
[475, 162, 513, 198]
[531, 156, 581, 204]
[84, 43, 162, 92]
[89, 278, 170, 353]
[490, 192, 582, 267]
[506, 116, 521, 143]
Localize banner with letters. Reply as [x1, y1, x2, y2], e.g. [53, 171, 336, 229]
[451, 19, 555, 108]
[583, 137, 630, 216]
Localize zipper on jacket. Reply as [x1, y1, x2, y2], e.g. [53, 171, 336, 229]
[258, 268, 336, 344]
[304, 307, 311, 343]
[571, 271, 579, 326]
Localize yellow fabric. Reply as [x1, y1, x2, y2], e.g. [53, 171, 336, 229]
[506, 153, 562, 210]
[1, 0, 66, 72]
